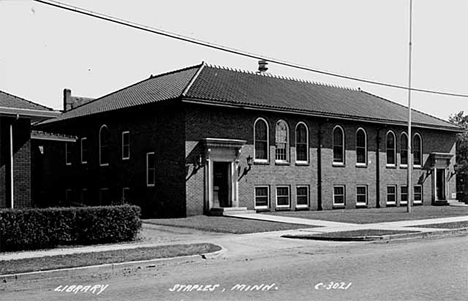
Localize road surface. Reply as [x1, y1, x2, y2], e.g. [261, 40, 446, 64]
[1, 235, 467, 301]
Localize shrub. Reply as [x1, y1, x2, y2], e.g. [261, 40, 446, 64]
[0, 205, 141, 252]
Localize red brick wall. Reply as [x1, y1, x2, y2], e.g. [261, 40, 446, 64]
[184, 103, 457, 213]
[0, 117, 32, 208]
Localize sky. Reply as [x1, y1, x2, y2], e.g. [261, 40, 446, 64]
[0, 0, 467, 121]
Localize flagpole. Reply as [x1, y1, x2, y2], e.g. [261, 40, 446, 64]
[407, 0, 413, 213]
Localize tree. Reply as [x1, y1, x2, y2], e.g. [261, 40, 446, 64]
[449, 111, 468, 202]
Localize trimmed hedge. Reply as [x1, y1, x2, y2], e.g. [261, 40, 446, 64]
[0, 205, 142, 252]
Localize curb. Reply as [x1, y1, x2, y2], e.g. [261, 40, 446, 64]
[282, 227, 468, 242]
[0, 246, 226, 283]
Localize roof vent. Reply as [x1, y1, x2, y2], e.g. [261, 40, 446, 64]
[258, 59, 268, 73]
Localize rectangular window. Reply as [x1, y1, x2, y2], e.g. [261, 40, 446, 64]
[401, 186, 408, 205]
[414, 185, 423, 204]
[333, 186, 345, 206]
[80, 188, 88, 204]
[122, 187, 130, 203]
[255, 186, 269, 209]
[65, 142, 72, 165]
[276, 186, 290, 208]
[65, 188, 72, 204]
[356, 185, 367, 206]
[81, 137, 88, 164]
[296, 186, 309, 207]
[122, 131, 130, 160]
[387, 185, 396, 205]
[146, 152, 155, 187]
[99, 188, 110, 205]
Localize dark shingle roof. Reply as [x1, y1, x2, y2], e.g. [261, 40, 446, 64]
[41, 62, 460, 131]
[0, 90, 54, 111]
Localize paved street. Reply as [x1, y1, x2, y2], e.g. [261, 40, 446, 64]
[1, 234, 467, 301]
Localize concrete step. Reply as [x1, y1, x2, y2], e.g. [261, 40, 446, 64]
[447, 200, 468, 207]
[209, 207, 257, 216]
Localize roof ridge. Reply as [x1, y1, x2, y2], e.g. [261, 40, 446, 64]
[0, 90, 54, 111]
[204, 63, 359, 91]
[360, 90, 457, 127]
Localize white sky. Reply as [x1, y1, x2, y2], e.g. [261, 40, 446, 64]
[0, 0, 467, 121]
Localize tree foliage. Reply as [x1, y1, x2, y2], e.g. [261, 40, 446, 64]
[449, 111, 468, 168]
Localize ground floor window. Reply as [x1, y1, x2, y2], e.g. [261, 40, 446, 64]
[356, 185, 367, 206]
[146, 152, 155, 187]
[333, 186, 345, 206]
[387, 185, 396, 205]
[99, 188, 110, 205]
[414, 185, 423, 204]
[401, 186, 408, 205]
[255, 186, 269, 209]
[276, 186, 290, 208]
[122, 187, 130, 203]
[296, 186, 309, 208]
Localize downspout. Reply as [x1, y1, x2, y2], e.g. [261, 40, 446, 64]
[9, 114, 19, 209]
[317, 123, 323, 211]
[376, 129, 381, 208]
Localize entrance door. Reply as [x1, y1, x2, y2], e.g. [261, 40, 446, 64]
[213, 162, 231, 207]
[436, 169, 446, 200]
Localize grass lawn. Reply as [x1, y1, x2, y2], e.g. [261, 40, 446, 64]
[145, 216, 315, 234]
[284, 229, 420, 241]
[409, 221, 468, 229]
[266, 206, 468, 224]
[0, 243, 220, 275]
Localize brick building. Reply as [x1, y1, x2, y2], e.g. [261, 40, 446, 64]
[36, 62, 462, 217]
[0, 90, 60, 208]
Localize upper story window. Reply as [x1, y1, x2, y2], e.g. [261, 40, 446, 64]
[400, 133, 408, 166]
[386, 131, 396, 166]
[81, 137, 88, 164]
[99, 125, 110, 166]
[122, 131, 130, 160]
[275, 120, 289, 162]
[295, 122, 308, 163]
[333, 126, 345, 165]
[356, 128, 367, 166]
[146, 152, 156, 187]
[254, 118, 269, 162]
[65, 142, 72, 166]
[413, 133, 422, 167]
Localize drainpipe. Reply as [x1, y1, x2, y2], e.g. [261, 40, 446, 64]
[376, 129, 381, 208]
[317, 123, 323, 211]
[9, 115, 19, 209]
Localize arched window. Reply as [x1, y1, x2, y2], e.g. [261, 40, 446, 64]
[356, 128, 367, 165]
[99, 125, 110, 166]
[333, 126, 345, 164]
[295, 122, 308, 163]
[400, 133, 408, 166]
[254, 118, 269, 161]
[386, 131, 396, 166]
[413, 133, 422, 166]
[275, 120, 289, 162]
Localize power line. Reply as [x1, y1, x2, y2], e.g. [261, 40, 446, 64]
[33, 0, 468, 98]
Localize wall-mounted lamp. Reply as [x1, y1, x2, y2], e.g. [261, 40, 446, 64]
[449, 164, 458, 179]
[239, 155, 254, 180]
[194, 154, 203, 171]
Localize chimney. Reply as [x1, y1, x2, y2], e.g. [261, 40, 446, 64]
[258, 59, 268, 73]
[63, 88, 72, 112]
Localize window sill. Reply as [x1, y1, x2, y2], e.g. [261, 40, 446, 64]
[255, 207, 270, 212]
[413, 165, 422, 169]
[100, 163, 109, 167]
[400, 164, 408, 169]
[386, 203, 397, 207]
[275, 207, 291, 211]
[275, 161, 290, 166]
[122, 157, 130, 161]
[295, 161, 309, 166]
[355, 163, 367, 168]
[295, 206, 309, 210]
[386, 164, 396, 169]
[81, 161, 88, 165]
[356, 204, 368, 208]
[254, 160, 270, 165]
[332, 163, 345, 167]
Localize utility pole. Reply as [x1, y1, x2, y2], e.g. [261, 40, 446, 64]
[407, 0, 413, 213]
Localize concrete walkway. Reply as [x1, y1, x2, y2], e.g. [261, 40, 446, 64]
[1, 214, 467, 262]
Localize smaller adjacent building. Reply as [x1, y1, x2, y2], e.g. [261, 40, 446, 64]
[35, 62, 463, 217]
[0, 90, 60, 208]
